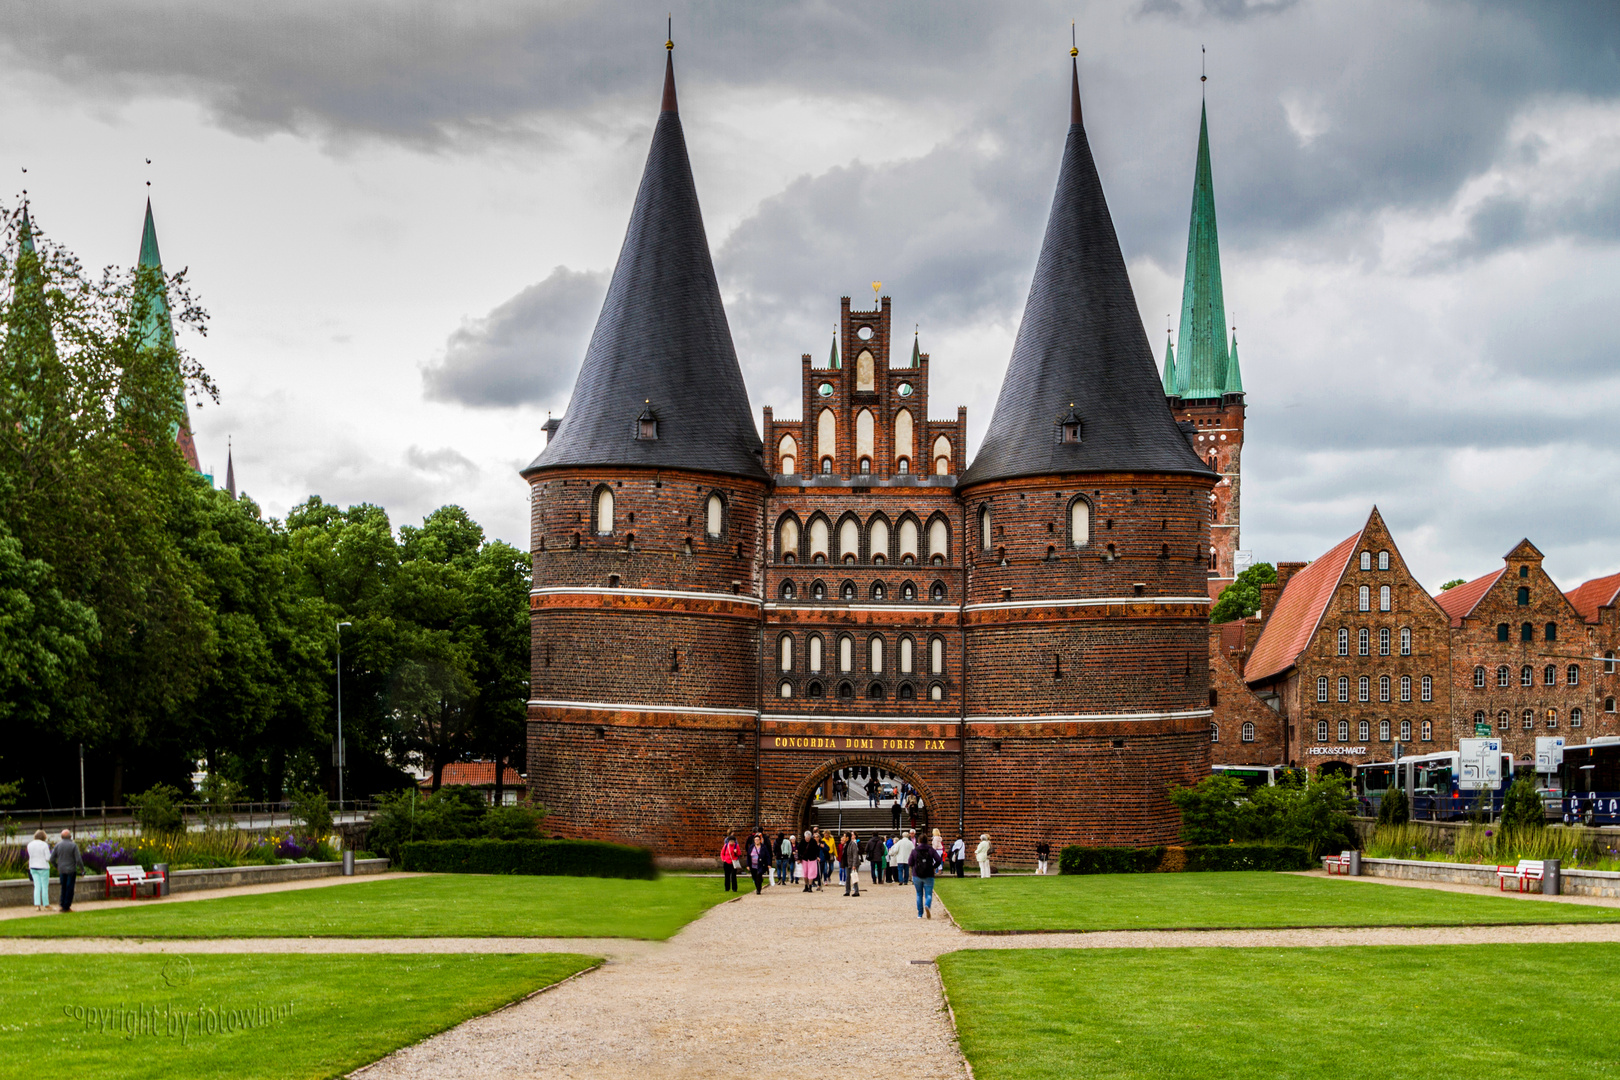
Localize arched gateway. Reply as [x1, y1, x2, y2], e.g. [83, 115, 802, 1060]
[788, 756, 944, 836]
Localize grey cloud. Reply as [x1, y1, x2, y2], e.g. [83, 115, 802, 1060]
[422, 265, 607, 408]
[405, 445, 479, 477]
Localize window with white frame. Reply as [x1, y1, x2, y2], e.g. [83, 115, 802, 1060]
[706, 493, 725, 538]
[1359, 720, 1370, 742]
[1338, 720, 1350, 741]
[1544, 664, 1556, 686]
[1317, 676, 1329, 702]
[1379, 675, 1390, 702]
[808, 635, 823, 673]
[1359, 675, 1370, 702]
[1338, 628, 1349, 656]
[1606, 651, 1616, 675]
[1401, 720, 1412, 741]
[1338, 676, 1349, 702]
[1380, 628, 1390, 656]
[594, 485, 614, 535]
[1497, 710, 1509, 731]
[1241, 722, 1255, 742]
[869, 636, 884, 673]
[1521, 665, 1533, 687]
[899, 636, 914, 674]
[1379, 585, 1391, 612]
[1359, 628, 1370, 656]
[1568, 665, 1580, 686]
[1378, 551, 1390, 570]
[1474, 666, 1485, 688]
[1546, 708, 1557, 729]
[1421, 721, 1432, 741]
[1497, 666, 1509, 687]
[930, 636, 945, 675]
[1572, 707, 1583, 728]
[1360, 551, 1372, 571]
[1400, 627, 1411, 656]
[1421, 675, 1432, 702]
[1379, 720, 1391, 741]
[979, 506, 991, 550]
[838, 635, 853, 672]
[779, 635, 793, 672]
[1522, 709, 1534, 730]
[1359, 585, 1370, 611]
[1401, 675, 1411, 703]
[1317, 720, 1329, 741]
[1210, 723, 1219, 743]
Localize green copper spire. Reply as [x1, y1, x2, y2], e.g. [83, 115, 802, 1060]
[1161, 334, 1177, 396]
[910, 329, 920, 368]
[828, 329, 840, 369]
[1174, 101, 1233, 399]
[1226, 326, 1243, 394]
[134, 199, 201, 471]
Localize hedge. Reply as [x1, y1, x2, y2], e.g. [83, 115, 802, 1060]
[399, 838, 657, 879]
[1059, 844, 1311, 874]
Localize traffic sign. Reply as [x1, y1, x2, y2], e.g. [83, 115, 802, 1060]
[1458, 738, 1502, 791]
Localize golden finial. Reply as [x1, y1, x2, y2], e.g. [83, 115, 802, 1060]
[1070, 21, 1078, 57]
[871, 281, 882, 308]
[666, 14, 673, 50]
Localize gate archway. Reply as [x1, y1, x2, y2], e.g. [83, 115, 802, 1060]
[788, 756, 942, 837]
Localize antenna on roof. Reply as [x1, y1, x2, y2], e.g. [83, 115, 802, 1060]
[1071, 20, 1077, 57]
[1201, 45, 1207, 96]
[666, 13, 672, 50]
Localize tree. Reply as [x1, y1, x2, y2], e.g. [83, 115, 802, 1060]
[1440, 579, 1466, 591]
[1376, 785, 1410, 825]
[1280, 776, 1359, 857]
[1210, 562, 1278, 624]
[1501, 774, 1545, 833]
[1167, 775, 1247, 844]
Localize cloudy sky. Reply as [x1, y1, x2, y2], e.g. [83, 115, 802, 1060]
[4, 0, 1617, 592]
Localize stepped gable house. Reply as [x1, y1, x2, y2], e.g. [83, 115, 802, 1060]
[1566, 571, 1620, 722]
[523, 44, 1221, 856]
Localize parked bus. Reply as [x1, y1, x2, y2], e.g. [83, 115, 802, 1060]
[1212, 765, 1283, 790]
[1560, 737, 1620, 826]
[1354, 749, 1516, 820]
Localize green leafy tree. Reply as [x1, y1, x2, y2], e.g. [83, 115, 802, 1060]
[1439, 579, 1466, 591]
[1167, 775, 1247, 844]
[1376, 785, 1410, 825]
[129, 782, 185, 834]
[1501, 774, 1546, 833]
[1210, 562, 1277, 624]
[287, 787, 334, 837]
[1280, 776, 1359, 857]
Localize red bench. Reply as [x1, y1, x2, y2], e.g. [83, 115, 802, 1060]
[105, 864, 166, 900]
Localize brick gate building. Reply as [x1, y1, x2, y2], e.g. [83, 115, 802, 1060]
[523, 45, 1218, 858]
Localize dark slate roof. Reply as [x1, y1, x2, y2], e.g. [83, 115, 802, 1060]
[961, 61, 1215, 488]
[523, 51, 766, 482]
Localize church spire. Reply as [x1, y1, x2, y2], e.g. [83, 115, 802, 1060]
[829, 328, 840, 369]
[910, 326, 920, 368]
[135, 198, 201, 471]
[961, 49, 1210, 487]
[1161, 332, 1177, 396]
[525, 39, 765, 481]
[225, 437, 237, 499]
[1174, 100, 1232, 399]
[1226, 326, 1243, 394]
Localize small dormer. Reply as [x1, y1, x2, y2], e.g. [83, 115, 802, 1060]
[542, 415, 561, 446]
[1057, 404, 1083, 445]
[636, 401, 659, 441]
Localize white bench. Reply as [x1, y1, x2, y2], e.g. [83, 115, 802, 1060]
[105, 864, 166, 900]
[1496, 859, 1545, 893]
[1322, 850, 1355, 875]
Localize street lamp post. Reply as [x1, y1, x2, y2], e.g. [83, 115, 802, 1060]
[336, 621, 352, 811]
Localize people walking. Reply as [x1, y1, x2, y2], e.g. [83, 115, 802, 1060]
[720, 832, 741, 893]
[1035, 840, 1051, 875]
[975, 833, 992, 878]
[51, 829, 83, 912]
[797, 830, 820, 893]
[950, 834, 966, 878]
[892, 831, 914, 886]
[778, 832, 795, 884]
[890, 797, 903, 830]
[27, 829, 51, 911]
[842, 833, 862, 897]
[747, 832, 770, 894]
[866, 831, 884, 886]
[909, 830, 941, 918]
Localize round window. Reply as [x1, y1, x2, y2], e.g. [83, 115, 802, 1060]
[856, 326, 874, 340]
[817, 383, 833, 397]
[897, 383, 913, 397]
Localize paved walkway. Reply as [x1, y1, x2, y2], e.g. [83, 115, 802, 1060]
[0, 871, 422, 921]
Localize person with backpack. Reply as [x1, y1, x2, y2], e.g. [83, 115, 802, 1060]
[1035, 839, 1051, 875]
[909, 832, 941, 918]
[720, 832, 741, 892]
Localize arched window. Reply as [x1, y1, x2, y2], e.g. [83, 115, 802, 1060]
[869, 517, 890, 564]
[1401, 674, 1412, 702]
[1378, 551, 1390, 570]
[930, 636, 945, 675]
[1379, 585, 1391, 612]
[870, 581, 886, 601]
[869, 636, 884, 673]
[808, 517, 830, 563]
[808, 635, 823, 673]
[779, 680, 793, 699]
[1545, 622, 1557, 642]
[899, 636, 915, 674]
[1380, 720, 1391, 741]
[1497, 623, 1510, 642]
[900, 581, 915, 601]
[779, 580, 796, 600]
[1497, 710, 1509, 731]
[1400, 720, 1412, 741]
[594, 485, 614, 535]
[817, 409, 837, 471]
[979, 506, 992, 550]
[855, 349, 875, 391]
[777, 434, 797, 476]
[779, 634, 793, 673]
[1420, 675, 1433, 703]
[1317, 676, 1329, 702]
[1379, 628, 1390, 656]
[1400, 627, 1411, 656]
[807, 681, 824, 699]
[1521, 665, 1533, 687]
[706, 493, 725, 538]
[1210, 723, 1219, 743]
[1571, 707, 1583, 729]
[1473, 666, 1485, 688]
[898, 518, 919, 563]
[897, 457, 909, 474]
[1338, 720, 1350, 742]
[859, 457, 872, 474]
[811, 580, 825, 600]
[929, 682, 944, 701]
[1358, 628, 1370, 656]
[867, 682, 885, 701]
[1359, 585, 1370, 612]
[839, 517, 860, 562]
[1069, 497, 1091, 549]
[1360, 551, 1372, 571]
[1521, 622, 1534, 642]
[1421, 721, 1432, 741]
[821, 458, 833, 474]
[1568, 665, 1580, 686]
[1241, 722, 1255, 743]
[1379, 675, 1390, 702]
[928, 518, 949, 563]
[1522, 709, 1534, 729]
[894, 409, 913, 468]
[1317, 720, 1329, 742]
[1607, 651, 1617, 674]
[855, 409, 875, 467]
[1610, 697, 1619, 714]
[777, 516, 800, 563]
[838, 635, 854, 673]
[1337, 628, 1349, 656]
[1496, 665, 1510, 687]
[930, 581, 946, 602]
[1544, 664, 1556, 686]
[932, 435, 952, 476]
[899, 683, 915, 701]
[1359, 720, 1370, 742]
[1516, 586, 1530, 605]
[841, 580, 856, 601]
[1358, 675, 1369, 702]
[838, 681, 854, 700]
[1338, 676, 1349, 702]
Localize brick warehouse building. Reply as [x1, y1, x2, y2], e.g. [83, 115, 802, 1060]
[522, 46, 1220, 858]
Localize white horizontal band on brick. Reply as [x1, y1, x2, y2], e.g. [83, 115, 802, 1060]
[530, 586, 762, 606]
[528, 699, 759, 717]
[963, 596, 1212, 612]
[965, 708, 1215, 724]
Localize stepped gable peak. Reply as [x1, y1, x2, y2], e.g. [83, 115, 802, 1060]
[524, 45, 765, 482]
[961, 57, 1211, 488]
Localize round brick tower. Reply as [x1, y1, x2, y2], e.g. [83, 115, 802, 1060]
[522, 44, 770, 854]
[955, 56, 1218, 848]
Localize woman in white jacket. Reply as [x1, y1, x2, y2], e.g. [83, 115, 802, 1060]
[975, 834, 992, 878]
[27, 829, 52, 910]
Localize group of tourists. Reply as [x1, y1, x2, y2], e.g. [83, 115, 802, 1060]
[25, 828, 84, 912]
[719, 826, 998, 918]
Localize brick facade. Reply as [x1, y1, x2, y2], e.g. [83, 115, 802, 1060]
[1208, 622, 1287, 764]
[1171, 394, 1244, 597]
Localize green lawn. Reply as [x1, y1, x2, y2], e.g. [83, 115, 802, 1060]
[0, 874, 736, 939]
[939, 944, 1620, 1079]
[935, 873, 1620, 932]
[0, 952, 595, 1080]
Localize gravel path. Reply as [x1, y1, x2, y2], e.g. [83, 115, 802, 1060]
[355, 880, 970, 1080]
[0, 872, 425, 921]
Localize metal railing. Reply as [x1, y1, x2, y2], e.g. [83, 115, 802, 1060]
[0, 799, 378, 839]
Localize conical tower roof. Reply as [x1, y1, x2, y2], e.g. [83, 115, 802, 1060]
[524, 47, 765, 481]
[1161, 334, 1177, 395]
[961, 59, 1211, 487]
[1174, 102, 1232, 399]
[135, 199, 201, 471]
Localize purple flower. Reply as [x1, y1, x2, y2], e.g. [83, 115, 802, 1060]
[83, 840, 136, 872]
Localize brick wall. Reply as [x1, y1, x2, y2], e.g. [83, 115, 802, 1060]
[1208, 623, 1287, 764]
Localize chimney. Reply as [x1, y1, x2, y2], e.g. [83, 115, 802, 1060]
[1276, 561, 1307, 588]
[1258, 581, 1281, 622]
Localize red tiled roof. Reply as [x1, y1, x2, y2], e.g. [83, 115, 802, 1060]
[421, 762, 525, 788]
[1244, 529, 1363, 685]
[1434, 568, 1503, 628]
[1566, 570, 1620, 624]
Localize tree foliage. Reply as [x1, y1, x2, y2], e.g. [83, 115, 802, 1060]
[1439, 578, 1466, 591]
[1501, 774, 1546, 833]
[1170, 772, 1359, 858]
[1210, 562, 1278, 624]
